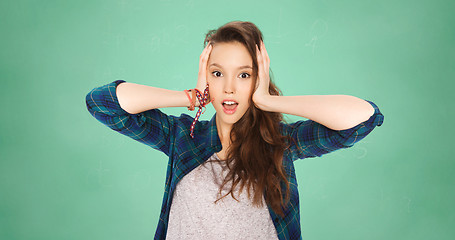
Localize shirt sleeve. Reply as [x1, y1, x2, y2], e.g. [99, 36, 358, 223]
[281, 100, 384, 161]
[85, 80, 175, 156]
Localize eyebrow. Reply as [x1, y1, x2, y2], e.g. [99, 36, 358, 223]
[209, 63, 252, 70]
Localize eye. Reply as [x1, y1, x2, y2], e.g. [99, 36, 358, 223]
[239, 72, 251, 79]
[211, 71, 222, 77]
[211, 71, 250, 78]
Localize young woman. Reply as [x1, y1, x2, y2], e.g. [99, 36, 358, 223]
[86, 21, 384, 240]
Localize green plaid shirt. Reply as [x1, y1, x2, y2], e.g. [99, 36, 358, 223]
[86, 80, 384, 240]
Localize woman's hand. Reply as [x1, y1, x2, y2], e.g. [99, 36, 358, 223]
[252, 40, 271, 108]
[196, 41, 213, 105]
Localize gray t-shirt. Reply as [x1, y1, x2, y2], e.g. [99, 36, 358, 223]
[166, 153, 279, 240]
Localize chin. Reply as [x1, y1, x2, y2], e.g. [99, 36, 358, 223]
[219, 114, 241, 124]
[216, 109, 246, 125]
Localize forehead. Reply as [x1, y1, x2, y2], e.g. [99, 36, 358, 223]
[208, 42, 252, 68]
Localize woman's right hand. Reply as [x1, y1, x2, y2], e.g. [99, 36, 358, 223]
[196, 41, 213, 105]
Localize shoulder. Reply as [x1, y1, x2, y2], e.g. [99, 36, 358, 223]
[279, 119, 308, 135]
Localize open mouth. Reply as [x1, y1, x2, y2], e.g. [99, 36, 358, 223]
[222, 100, 238, 114]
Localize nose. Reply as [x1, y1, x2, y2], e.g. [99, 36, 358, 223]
[224, 77, 235, 94]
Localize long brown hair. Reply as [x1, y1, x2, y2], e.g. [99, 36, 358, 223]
[203, 21, 291, 217]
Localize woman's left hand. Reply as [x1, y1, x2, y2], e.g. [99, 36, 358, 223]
[252, 41, 271, 108]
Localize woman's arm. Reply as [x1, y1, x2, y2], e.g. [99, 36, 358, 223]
[116, 82, 200, 115]
[86, 80, 178, 155]
[255, 95, 375, 131]
[117, 43, 213, 115]
[252, 41, 375, 131]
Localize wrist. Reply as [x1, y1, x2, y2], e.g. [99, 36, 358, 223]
[193, 90, 201, 107]
[186, 89, 205, 108]
[195, 85, 207, 94]
[253, 94, 272, 111]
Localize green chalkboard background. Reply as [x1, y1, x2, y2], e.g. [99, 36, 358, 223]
[1, 0, 454, 239]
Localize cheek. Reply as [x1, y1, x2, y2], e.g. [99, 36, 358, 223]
[239, 91, 253, 106]
[243, 82, 254, 95]
[208, 87, 218, 103]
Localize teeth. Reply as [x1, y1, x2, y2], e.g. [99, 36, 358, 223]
[223, 101, 237, 105]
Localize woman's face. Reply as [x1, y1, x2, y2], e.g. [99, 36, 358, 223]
[207, 41, 254, 126]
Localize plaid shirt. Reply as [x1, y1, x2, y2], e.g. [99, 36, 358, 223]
[86, 80, 384, 240]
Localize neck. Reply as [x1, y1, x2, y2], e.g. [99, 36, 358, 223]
[215, 113, 232, 145]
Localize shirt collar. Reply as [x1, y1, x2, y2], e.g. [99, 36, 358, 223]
[203, 113, 222, 152]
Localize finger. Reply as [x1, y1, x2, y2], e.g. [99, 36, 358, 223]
[261, 41, 270, 65]
[199, 43, 212, 79]
[257, 44, 266, 76]
[260, 43, 269, 79]
[260, 41, 268, 73]
[254, 44, 260, 87]
[256, 44, 266, 86]
[204, 43, 213, 103]
[201, 43, 211, 65]
[200, 43, 209, 61]
[202, 44, 213, 77]
[199, 43, 211, 65]
[200, 46, 213, 91]
[256, 44, 262, 64]
[199, 45, 208, 76]
[205, 43, 213, 63]
[255, 44, 263, 76]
